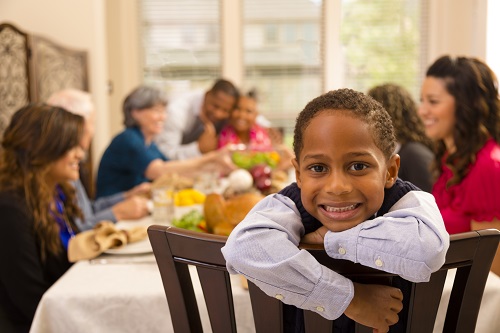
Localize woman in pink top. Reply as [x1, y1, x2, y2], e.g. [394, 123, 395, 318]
[419, 55, 500, 236]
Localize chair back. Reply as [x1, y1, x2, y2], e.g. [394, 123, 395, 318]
[148, 225, 500, 333]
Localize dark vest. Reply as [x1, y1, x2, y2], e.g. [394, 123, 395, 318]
[278, 178, 420, 333]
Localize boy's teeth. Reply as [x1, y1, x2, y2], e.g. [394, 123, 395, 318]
[325, 204, 357, 212]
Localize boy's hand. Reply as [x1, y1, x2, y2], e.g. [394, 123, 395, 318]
[344, 283, 403, 333]
[301, 226, 328, 244]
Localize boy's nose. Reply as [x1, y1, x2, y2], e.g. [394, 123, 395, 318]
[325, 171, 352, 195]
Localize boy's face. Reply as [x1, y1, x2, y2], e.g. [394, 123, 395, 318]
[292, 110, 399, 232]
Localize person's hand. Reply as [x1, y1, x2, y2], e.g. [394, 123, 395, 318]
[197, 121, 218, 153]
[112, 196, 150, 221]
[204, 147, 237, 176]
[301, 226, 328, 244]
[124, 182, 152, 198]
[344, 283, 403, 333]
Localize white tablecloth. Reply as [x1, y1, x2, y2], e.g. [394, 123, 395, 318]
[30, 216, 500, 333]
[433, 269, 500, 333]
[30, 216, 255, 333]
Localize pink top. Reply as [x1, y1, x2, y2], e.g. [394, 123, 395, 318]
[432, 138, 500, 234]
[218, 124, 272, 151]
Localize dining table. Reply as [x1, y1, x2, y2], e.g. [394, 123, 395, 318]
[30, 213, 256, 333]
[30, 211, 500, 333]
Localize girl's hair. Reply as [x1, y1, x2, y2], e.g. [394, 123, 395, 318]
[0, 104, 84, 260]
[426, 55, 500, 187]
[294, 88, 396, 160]
[368, 83, 434, 150]
[123, 85, 168, 127]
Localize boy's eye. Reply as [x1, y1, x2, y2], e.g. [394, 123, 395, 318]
[309, 165, 326, 173]
[350, 163, 367, 171]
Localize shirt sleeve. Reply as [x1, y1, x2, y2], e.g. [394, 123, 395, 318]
[92, 193, 124, 212]
[324, 191, 449, 282]
[73, 180, 123, 231]
[222, 191, 450, 320]
[155, 94, 202, 160]
[0, 203, 52, 322]
[222, 195, 354, 320]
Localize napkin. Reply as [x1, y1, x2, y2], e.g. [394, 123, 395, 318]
[68, 221, 148, 262]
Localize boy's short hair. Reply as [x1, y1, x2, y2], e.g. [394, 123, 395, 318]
[293, 88, 396, 160]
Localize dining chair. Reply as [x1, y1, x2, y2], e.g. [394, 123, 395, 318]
[148, 225, 500, 333]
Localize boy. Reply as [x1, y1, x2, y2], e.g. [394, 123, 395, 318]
[222, 88, 449, 332]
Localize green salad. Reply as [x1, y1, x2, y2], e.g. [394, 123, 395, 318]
[172, 209, 206, 232]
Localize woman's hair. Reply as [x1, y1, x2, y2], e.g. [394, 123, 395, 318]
[368, 83, 433, 150]
[294, 88, 396, 161]
[0, 104, 84, 260]
[426, 55, 500, 186]
[123, 85, 168, 127]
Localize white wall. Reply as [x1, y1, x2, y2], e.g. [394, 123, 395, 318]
[427, 0, 488, 63]
[0, 0, 110, 172]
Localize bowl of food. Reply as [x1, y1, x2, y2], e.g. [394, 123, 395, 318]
[230, 145, 281, 170]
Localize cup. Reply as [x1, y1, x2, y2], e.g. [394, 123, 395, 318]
[152, 186, 175, 222]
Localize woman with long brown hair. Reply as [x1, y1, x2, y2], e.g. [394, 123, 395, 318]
[418, 55, 500, 275]
[0, 104, 85, 332]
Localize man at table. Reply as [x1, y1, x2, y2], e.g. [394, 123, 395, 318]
[47, 89, 150, 231]
[154, 79, 240, 160]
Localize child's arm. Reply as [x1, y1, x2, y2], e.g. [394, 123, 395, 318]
[222, 194, 403, 326]
[223, 194, 352, 320]
[321, 191, 449, 282]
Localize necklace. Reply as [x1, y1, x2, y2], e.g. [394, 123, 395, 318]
[51, 186, 76, 250]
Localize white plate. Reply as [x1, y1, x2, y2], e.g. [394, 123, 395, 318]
[103, 238, 153, 255]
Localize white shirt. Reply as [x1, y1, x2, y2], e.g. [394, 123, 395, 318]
[222, 190, 449, 320]
[155, 90, 205, 160]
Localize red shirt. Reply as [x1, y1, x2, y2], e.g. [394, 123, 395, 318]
[432, 138, 500, 234]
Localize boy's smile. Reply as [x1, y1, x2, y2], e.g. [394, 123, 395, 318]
[293, 110, 399, 232]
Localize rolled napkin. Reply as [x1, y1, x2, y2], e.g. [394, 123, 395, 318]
[68, 221, 148, 262]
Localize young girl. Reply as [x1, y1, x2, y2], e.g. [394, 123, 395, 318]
[222, 89, 449, 332]
[218, 90, 272, 150]
[219, 90, 295, 172]
[0, 104, 85, 332]
[418, 55, 500, 274]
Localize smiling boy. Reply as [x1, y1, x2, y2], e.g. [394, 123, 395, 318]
[222, 88, 449, 332]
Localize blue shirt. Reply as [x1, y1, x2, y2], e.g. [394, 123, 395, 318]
[96, 127, 167, 198]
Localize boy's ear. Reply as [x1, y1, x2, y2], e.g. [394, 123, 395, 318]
[292, 158, 302, 188]
[385, 154, 400, 189]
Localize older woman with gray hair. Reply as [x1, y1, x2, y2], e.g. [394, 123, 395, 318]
[96, 85, 236, 198]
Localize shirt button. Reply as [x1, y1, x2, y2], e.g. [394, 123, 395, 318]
[375, 258, 383, 267]
[338, 247, 346, 255]
[316, 306, 325, 312]
[275, 294, 284, 300]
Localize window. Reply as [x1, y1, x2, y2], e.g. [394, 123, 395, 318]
[242, 0, 322, 136]
[140, 0, 428, 139]
[339, 0, 428, 98]
[140, 0, 221, 94]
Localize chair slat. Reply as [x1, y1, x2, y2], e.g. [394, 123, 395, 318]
[197, 267, 237, 332]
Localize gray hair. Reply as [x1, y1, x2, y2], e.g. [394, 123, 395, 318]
[46, 89, 94, 119]
[123, 85, 168, 127]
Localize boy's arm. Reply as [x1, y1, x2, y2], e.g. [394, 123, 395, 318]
[324, 191, 449, 282]
[222, 194, 402, 326]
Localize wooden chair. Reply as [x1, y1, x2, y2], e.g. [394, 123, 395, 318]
[148, 225, 500, 333]
[472, 219, 500, 276]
